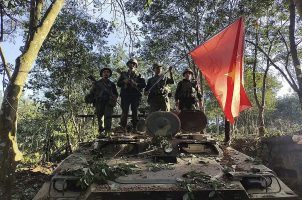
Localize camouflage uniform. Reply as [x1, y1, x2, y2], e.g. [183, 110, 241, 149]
[175, 79, 202, 111]
[88, 78, 118, 133]
[117, 70, 146, 130]
[145, 75, 174, 112]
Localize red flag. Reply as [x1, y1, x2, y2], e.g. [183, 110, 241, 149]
[189, 17, 252, 123]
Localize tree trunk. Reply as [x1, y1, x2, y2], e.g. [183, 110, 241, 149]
[0, 45, 11, 79]
[70, 103, 81, 142]
[0, 82, 23, 198]
[0, 0, 65, 198]
[298, 93, 302, 112]
[252, 26, 266, 137]
[42, 125, 51, 163]
[62, 115, 72, 155]
[258, 107, 265, 137]
[289, 0, 302, 109]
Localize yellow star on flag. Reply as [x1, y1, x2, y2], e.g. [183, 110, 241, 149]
[224, 69, 236, 80]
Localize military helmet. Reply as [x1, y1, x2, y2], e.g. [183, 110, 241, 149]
[126, 58, 138, 67]
[152, 63, 163, 70]
[100, 67, 112, 77]
[182, 68, 194, 76]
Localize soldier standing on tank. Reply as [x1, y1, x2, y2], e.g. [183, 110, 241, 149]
[117, 58, 146, 133]
[175, 68, 202, 111]
[144, 63, 174, 112]
[86, 67, 118, 137]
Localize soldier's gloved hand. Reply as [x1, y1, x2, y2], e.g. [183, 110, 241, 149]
[144, 91, 149, 96]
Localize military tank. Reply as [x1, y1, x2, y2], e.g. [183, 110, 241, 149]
[34, 111, 299, 200]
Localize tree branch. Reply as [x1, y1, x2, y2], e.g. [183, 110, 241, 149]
[276, 30, 297, 85]
[0, 45, 11, 80]
[252, 28, 261, 108]
[246, 39, 299, 93]
[26, 0, 44, 51]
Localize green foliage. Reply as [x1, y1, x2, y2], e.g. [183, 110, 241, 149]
[241, 0, 302, 135]
[24, 9, 114, 158]
[235, 66, 282, 134]
[182, 171, 225, 189]
[0, 0, 28, 25]
[265, 94, 302, 134]
[17, 100, 47, 163]
[272, 94, 302, 123]
[126, 0, 274, 64]
[17, 98, 72, 164]
[244, 67, 281, 108]
[178, 171, 227, 199]
[146, 162, 175, 172]
[144, 0, 153, 9]
[61, 160, 137, 189]
[1, 0, 27, 9]
[203, 84, 223, 121]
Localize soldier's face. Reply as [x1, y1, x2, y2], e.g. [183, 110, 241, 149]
[184, 72, 192, 80]
[102, 70, 111, 79]
[128, 62, 136, 71]
[154, 67, 162, 75]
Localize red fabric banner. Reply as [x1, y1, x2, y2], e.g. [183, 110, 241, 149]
[189, 17, 252, 123]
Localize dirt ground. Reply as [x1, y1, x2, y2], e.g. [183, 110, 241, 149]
[10, 164, 55, 200]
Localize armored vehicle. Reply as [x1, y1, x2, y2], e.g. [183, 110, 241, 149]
[34, 111, 299, 200]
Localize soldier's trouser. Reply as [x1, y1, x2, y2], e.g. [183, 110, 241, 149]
[149, 95, 169, 113]
[96, 102, 113, 133]
[120, 95, 140, 129]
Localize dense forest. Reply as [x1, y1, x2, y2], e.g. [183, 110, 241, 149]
[0, 0, 302, 199]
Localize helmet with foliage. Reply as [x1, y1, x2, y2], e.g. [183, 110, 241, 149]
[126, 58, 138, 67]
[152, 63, 163, 70]
[100, 67, 112, 77]
[182, 68, 194, 76]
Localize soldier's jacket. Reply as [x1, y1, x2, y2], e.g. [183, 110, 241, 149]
[117, 70, 146, 97]
[175, 79, 202, 102]
[87, 79, 118, 105]
[145, 75, 174, 100]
